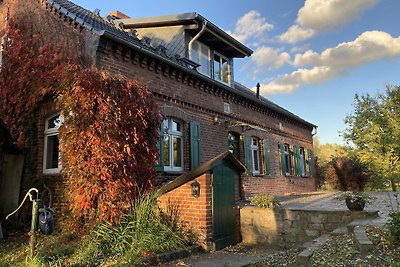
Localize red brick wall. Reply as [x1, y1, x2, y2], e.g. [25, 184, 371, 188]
[158, 173, 213, 249]
[96, 41, 316, 198]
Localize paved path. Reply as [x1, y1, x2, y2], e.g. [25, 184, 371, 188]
[164, 191, 399, 267]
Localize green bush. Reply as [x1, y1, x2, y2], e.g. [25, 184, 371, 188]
[388, 212, 400, 243]
[85, 192, 191, 265]
[250, 195, 280, 208]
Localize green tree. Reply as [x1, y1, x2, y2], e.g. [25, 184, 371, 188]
[343, 86, 400, 191]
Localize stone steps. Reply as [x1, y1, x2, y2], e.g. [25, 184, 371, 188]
[296, 215, 387, 266]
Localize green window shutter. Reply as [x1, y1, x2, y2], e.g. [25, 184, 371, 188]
[190, 121, 201, 169]
[155, 124, 164, 172]
[307, 148, 313, 176]
[278, 143, 286, 175]
[263, 138, 270, 175]
[243, 133, 252, 175]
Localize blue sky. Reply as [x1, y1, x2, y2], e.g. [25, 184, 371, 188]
[74, 0, 400, 144]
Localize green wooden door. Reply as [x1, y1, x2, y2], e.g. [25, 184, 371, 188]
[212, 160, 238, 250]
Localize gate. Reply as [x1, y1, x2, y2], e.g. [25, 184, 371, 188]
[212, 160, 238, 250]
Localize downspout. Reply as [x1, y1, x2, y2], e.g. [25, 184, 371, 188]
[188, 19, 208, 60]
[312, 127, 318, 137]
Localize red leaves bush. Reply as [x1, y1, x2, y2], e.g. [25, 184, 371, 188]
[0, 21, 69, 147]
[0, 21, 160, 227]
[59, 69, 160, 225]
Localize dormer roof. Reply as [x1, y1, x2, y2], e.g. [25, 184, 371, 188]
[116, 12, 253, 58]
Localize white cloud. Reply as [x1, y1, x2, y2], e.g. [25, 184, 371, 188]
[290, 44, 310, 53]
[262, 31, 400, 94]
[251, 46, 290, 70]
[279, 0, 378, 43]
[278, 25, 315, 44]
[227, 10, 273, 43]
[259, 66, 341, 94]
[297, 0, 377, 31]
[294, 31, 400, 68]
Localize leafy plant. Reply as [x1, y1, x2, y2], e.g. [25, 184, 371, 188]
[0, 20, 161, 226]
[87, 192, 191, 264]
[388, 212, 400, 242]
[250, 194, 281, 208]
[334, 191, 372, 204]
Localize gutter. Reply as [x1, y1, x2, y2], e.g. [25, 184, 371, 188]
[101, 32, 315, 128]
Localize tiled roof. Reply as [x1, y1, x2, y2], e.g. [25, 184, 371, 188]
[233, 83, 316, 127]
[45, 0, 315, 128]
[46, 0, 134, 43]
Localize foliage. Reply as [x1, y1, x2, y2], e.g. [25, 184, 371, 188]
[314, 143, 350, 190]
[58, 67, 160, 225]
[328, 155, 370, 191]
[0, 21, 160, 226]
[343, 86, 400, 191]
[250, 194, 281, 208]
[0, 194, 193, 266]
[388, 212, 400, 242]
[0, 20, 69, 147]
[334, 191, 372, 204]
[72, 192, 191, 266]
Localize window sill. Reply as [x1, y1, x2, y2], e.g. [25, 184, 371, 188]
[157, 171, 185, 176]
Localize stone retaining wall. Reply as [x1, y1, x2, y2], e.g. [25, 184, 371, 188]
[240, 206, 378, 247]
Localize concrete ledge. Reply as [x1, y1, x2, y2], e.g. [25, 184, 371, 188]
[353, 226, 373, 253]
[331, 226, 348, 235]
[148, 245, 203, 265]
[296, 234, 329, 266]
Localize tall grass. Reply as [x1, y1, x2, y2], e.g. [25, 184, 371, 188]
[72, 192, 190, 265]
[1, 192, 193, 266]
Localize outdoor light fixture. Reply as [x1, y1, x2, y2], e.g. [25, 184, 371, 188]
[191, 181, 200, 198]
[213, 115, 219, 125]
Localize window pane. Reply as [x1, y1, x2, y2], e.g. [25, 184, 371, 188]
[173, 137, 182, 167]
[46, 135, 59, 169]
[253, 150, 259, 171]
[172, 120, 181, 132]
[48, 114, 61, 129]
[221, 57, 229, 84]
[163, 135, 170, 167]
[163, 119, 169, 132]
[213, 54, 221, 81]
[200, 45, 210, 76]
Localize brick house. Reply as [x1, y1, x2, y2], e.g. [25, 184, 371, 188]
[1, 0, 317, 243]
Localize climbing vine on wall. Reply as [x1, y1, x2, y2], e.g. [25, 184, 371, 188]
[58, 69, 160, 225]
[0, 20, 69, 147]
[0, 21, 160, 226]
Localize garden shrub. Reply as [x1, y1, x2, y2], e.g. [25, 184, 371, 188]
[327, 156, 370, 191]
[1, 21, 160, 227]
[388, 212, 400, 242]
[250, 194, 281, 208]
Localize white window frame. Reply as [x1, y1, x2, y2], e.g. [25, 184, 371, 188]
[213, 51, 231, 85]
[251, 137, 260, 174]
[284, 144, 291, 176]
[190, 40, 211, 77]
[43, 113, 62, 174]
[163, 118, 184, 172]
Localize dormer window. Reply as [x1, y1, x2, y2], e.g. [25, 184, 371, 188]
[190, 40, 232, 86]
[191, 41, 211, 77]
[213, 52, 230, 85]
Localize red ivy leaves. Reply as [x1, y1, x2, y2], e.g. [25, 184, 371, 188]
[0, 21, 160, 227]
[0, 21, 70, 147]
[58, 67, 160, 225]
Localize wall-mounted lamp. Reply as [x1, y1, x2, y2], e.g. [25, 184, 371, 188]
[213, 115, 219, 125]
[191, 181, 200, 198]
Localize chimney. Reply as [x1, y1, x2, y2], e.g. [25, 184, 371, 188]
[107, 10, 131, 19]
[256, 83, 260, 99]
